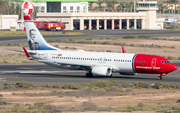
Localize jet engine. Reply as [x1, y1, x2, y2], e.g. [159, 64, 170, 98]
[91, 66, 112, 76]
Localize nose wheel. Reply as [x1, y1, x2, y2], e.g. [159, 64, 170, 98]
[157, 73, 166, 80]
[157, 76, 162, 80]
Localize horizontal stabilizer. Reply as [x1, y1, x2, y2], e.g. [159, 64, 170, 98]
[4, 48, 24, 53]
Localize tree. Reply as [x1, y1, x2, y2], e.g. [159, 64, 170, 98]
[171, 4, 174, 14]
[169, 0, 178, 14]
[116, 4, 122, 11]
[97, 0, 104, 11]
[105, 0, 112, 12]
[163, 5, 168, 14]
[177, 6, 180, 14]
[0, 0, 23, 18]
[120, 2, 125, 11]
[166, 1, 171, 13]
[130, 2, 134, 12]
[163, 1, 168, 13]
[158, 4, 163, 13]
[88, 1, 95, 11]
[111, 0, 118, 9]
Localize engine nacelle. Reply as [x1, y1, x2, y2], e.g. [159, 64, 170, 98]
[92, 66, 112, 76]
[119, 72, 137, 75]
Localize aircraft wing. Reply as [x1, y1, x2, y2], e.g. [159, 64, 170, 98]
[38, 60, 93, 70]
[38, 60, 116, 71]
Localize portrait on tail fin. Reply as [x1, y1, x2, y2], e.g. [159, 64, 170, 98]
[28, 29, 40, 50]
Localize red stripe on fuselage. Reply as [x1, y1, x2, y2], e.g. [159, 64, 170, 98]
[133, 54, 176, 74]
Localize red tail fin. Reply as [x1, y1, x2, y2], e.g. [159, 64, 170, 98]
[122, 45, 126, 53]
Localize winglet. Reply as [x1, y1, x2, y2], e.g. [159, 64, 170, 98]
[122, 45, 126, 53]
[23, 47, 33, 60]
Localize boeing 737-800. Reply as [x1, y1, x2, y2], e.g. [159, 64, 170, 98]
[22, 3, 177, 80]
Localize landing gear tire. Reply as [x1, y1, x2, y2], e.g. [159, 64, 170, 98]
[86, 73, 93, 78]
[157, 76, 162, 80]
[109, 74, 112, 77]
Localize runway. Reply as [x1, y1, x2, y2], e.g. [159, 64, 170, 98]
[1, 30, 180, 46]
[1, 30, 180, 86]
[0, 62, 180, 86]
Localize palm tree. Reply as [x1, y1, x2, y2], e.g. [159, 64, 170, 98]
[97, 0, 103, 11]
[125, 3, 130, 12]
[88, 1, 95, 11]
[111, 0, 118, 9]
[158, 4, 163, 13]
[171, 4, 174, 14]
[105, 0, 112, 12]
[169, 0, 178, 14]
[116, 4, 121, 11]
[163, 5, 168, 14]
[177, 6, 180, 14]
[120, 2, 124, 11]
[166, 1, 171, 13]
[163, 1, 167, 13]
[130, 2, 134, 12]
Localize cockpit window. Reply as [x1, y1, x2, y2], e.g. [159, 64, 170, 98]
[161, 61, 171, 63]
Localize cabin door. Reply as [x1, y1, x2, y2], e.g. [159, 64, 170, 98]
[151, 58, 157, 72]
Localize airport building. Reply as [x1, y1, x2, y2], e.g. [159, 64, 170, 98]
[0, 15, 18, 29]
[1, 0, 165, 30]
[36, 1, 164, 30]
[29, 0, 90, 13]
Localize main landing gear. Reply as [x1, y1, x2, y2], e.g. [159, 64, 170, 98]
[157, 73, 166, 80]
[86, 73, 93, 77]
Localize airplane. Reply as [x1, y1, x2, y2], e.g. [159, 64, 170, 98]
[23, 12, 177, 80]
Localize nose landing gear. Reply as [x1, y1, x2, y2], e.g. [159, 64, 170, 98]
[157, 76, 162, 80]
[157, 73, 166, 80]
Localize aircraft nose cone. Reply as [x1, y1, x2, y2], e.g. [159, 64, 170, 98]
[170, 63, 177, 72]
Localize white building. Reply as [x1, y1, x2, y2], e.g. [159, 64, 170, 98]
[0, 15, 18, 29]
[1, 0, 165, 30]
[31, 0, 89, 13]
[37, 1, 165, 30]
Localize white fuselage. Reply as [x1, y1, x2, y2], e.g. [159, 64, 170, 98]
[30, 50, 136, 73]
